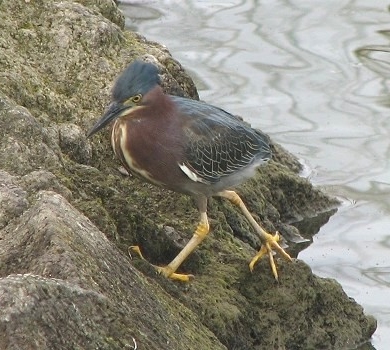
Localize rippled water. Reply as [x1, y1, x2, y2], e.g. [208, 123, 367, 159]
[120, 1, 390, 348]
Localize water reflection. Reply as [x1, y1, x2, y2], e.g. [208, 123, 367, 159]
[363, 266, 390, 287]
[119, 1, 390, 348]
[357, 45, 390, 77]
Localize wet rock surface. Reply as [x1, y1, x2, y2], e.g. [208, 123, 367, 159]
[0, 1, 376, 349]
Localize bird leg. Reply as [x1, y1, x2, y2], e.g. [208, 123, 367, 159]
[129, 211, 210, 282]
[217, 190, 292, 280]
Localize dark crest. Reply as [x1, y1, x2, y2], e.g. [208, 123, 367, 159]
[112, 60, 161, 101]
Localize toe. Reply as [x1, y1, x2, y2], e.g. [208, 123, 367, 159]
[156, 266, 194, 282]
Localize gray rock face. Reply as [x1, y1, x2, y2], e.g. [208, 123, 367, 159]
[0, 0, 376, 349]
[0, 190, 225, 349]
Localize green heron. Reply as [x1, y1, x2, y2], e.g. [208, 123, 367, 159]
[88, 60, 292, 281]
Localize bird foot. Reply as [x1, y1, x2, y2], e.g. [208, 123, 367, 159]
[155, 265, 194, 282]
[249, 231, 292, 281]
[128, 246, 194, 282]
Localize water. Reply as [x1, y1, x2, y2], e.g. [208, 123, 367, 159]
[119, 1, 390, 348]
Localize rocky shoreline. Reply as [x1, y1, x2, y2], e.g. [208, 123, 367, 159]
[0, 1, 376, 349]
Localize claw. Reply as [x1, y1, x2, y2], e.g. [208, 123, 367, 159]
[128, 245, 146, 260]
[128, 245, 194, 282]
[249, 232, 292, 280]
[156, 266, 194, 282]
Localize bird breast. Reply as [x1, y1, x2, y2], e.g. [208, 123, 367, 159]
[110, 114, 186, 189]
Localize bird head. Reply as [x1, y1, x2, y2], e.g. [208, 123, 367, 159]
[87, 60, 160, 137]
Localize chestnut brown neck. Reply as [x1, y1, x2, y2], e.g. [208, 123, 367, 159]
[142, 85, 175, 119]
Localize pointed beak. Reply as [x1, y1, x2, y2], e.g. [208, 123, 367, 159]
[87, 101, 128, 137]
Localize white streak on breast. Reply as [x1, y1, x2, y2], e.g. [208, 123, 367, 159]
[117, 122, 163, 186]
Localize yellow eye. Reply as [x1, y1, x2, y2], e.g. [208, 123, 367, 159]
[131, 94, 142, 103]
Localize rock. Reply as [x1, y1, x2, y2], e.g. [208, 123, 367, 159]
[0, 0, 376, 349]
[0, 190, 225, 350]
[0, 171, 29, 229]
[58, 123, 92, 164]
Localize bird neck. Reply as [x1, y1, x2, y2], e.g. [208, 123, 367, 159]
[143, 86, 175, 119]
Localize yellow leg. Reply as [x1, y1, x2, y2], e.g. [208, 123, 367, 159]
[217, 190, 292, 280]
[129, 211, 210, 282]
